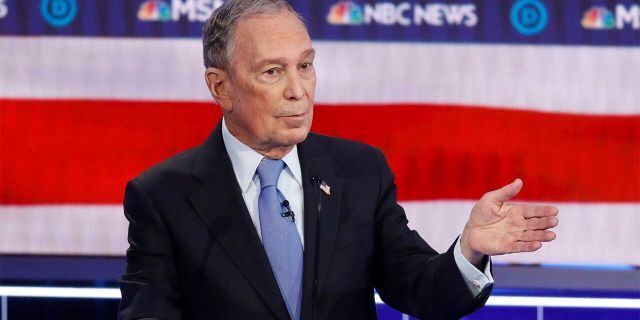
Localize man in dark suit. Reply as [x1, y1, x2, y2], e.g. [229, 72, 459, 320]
[118, 1, 559, 319]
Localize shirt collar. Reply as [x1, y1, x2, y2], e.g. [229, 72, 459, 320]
[221, 118, 303, 193]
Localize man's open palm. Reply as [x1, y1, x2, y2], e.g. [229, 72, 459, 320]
[461, 179, 559, 263]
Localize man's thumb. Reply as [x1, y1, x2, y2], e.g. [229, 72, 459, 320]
[485, 178, 523, 202]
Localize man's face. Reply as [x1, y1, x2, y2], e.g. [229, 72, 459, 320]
[221, 10, 316, 154]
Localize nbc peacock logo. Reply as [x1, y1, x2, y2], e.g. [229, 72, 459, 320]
[582, 6, 615, 29]
[138, 0, 172, 21]
[327, 1, 363, 25]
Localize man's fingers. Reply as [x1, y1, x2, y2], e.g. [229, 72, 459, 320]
[519, 230, 556, 242]
[522, 205, 559, 219]
[524, 216, 559, 230]
[483, 178, 523, 203]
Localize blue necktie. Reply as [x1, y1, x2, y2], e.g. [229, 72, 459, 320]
[256, 159, 303, 320]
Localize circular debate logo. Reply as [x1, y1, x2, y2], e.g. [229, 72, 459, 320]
[510, 0, 548, 36]
[41, 0, 77, 27]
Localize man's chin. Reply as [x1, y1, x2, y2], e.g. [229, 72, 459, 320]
[288, 130, 310, 145]
[278, 127, 310, 146]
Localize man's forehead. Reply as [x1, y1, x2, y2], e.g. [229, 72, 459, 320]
[232, 11, 311, 60]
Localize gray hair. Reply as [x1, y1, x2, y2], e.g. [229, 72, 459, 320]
[202, 0, 305, 70]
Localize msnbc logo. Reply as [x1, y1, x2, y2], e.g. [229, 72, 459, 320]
[581, 4, 639, 30]
[138, 0, 172, 21]
[327, 1, 363, 25]
[582, 6, 615, 29]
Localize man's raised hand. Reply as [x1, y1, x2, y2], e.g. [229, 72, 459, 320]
[460, 179, 559, 265]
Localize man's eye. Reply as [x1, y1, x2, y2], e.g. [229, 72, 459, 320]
[300, 62, 312, 70]
[264, 68, 279, 75]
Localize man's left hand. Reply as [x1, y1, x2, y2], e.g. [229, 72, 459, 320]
[460, 179, 559, 265]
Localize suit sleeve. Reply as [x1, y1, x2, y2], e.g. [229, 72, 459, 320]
[118, 179, 182, 320]
[371, 149, 491, 319]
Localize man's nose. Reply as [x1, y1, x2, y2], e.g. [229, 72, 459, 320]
[283, 72, 305, 101]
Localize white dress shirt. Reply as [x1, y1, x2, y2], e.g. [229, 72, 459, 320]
[221, 119, 493, 296]
[222, 120, 305, 245]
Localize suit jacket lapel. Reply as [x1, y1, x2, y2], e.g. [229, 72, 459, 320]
[298, 134, 343, 320]
[189, 122, 290, 320]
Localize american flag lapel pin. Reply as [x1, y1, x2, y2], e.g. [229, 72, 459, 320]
[320, 181, 331, 195]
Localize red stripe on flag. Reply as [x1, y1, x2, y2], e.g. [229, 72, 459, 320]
[1, 99, 638, 204]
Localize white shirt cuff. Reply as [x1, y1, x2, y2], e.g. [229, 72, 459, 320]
[453, 236, 494, 296]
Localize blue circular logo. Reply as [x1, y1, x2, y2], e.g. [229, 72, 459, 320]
[510, 0, 548, 36]
[41, 0, 77, 27]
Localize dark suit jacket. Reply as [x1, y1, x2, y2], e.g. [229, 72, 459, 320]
[118, 121, 491, 320]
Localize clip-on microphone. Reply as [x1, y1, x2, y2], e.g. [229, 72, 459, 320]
[280, 200, 295, 222]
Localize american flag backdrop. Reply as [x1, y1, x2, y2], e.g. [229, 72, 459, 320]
[0, 0, 639, 268]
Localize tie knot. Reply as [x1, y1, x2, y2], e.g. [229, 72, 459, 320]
[256, 158, 285, 188]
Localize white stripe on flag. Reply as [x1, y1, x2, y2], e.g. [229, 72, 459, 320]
[1, 38, 639, 115]
[0, 202, 638, 265]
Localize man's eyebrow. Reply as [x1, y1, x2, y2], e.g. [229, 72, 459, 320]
[300, 48, 315, 59]
[253, 48, 316, 70]
[254, 57, 287, 69]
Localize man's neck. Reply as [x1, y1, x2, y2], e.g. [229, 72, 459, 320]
[252, 145, 294, 160]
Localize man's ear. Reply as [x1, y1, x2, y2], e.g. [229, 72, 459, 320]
[205, 67, 233, 112]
